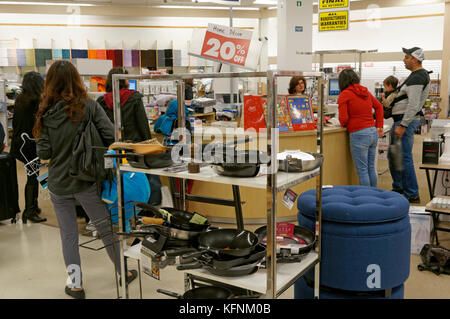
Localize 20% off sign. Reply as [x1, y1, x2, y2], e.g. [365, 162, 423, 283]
[200, 23, 252, 67]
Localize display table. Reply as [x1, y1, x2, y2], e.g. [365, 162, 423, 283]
[425, 195, 450, 245]
[419, 164, 450, 245]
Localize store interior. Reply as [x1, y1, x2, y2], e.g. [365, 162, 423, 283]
[1, 0, 450, 300]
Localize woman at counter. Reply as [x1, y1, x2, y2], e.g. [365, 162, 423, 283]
[288, 76, 307, 95]
[337, 69, 384, 187]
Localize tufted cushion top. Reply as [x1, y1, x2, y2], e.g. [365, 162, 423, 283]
[297, 185, 410, 224]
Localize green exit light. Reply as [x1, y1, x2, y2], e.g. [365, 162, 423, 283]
[297, 1, 302, 6]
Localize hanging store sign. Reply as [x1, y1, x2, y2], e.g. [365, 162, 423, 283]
[319, 10, 349, 31]
[189, 23, 262, 70]
[319, 0, 348, 10]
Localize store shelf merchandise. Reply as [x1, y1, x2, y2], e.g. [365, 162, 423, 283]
[110, 70, 325, 299]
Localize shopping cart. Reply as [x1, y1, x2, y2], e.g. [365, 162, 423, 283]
[19, 133, 50, 200]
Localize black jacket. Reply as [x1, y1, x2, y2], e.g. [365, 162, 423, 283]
[10, 94, 39, 162]
[97, 90, 151, 143]
[37, 99, 114, 195]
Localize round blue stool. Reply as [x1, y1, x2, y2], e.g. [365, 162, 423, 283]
[294, 185, 411, 299]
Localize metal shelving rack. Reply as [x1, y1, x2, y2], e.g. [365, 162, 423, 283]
[111, 70, 324, 299]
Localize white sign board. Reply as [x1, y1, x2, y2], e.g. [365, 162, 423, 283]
[189, 23, 262, 71]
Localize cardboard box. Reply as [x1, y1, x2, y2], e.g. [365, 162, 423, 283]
[409, 206, 431, 255]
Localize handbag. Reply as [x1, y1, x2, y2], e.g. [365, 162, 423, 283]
[388, 134, 403, 171]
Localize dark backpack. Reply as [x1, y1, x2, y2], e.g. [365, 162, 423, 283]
[69, 101, 112, 183]
[418, 244, 450, 275]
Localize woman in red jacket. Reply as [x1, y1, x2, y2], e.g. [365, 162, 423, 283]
[338, 69, 384, 187]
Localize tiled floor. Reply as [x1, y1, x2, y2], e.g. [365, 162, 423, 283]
[0, 220, 294, 299]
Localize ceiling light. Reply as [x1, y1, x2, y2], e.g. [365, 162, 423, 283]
[157, 5, 257, 10]
[0, 1, 96, 6]
[253, 0, 277, 4]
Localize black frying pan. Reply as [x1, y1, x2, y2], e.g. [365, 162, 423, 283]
[134, 202, 210, 232]
[194, 229, 260, 258]
[254, 225, 316, 255]
[211, 150, 269, 178]
[157, 287, 233, 299]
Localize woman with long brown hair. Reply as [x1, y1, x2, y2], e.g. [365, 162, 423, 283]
[34, 60, 136, 299]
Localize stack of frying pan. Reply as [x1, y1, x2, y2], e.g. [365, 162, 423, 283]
[176, 229, 267, 277]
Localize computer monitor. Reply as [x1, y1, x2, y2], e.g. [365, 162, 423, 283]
[328, 78, 340, 96]
[129, 80, 137, 91]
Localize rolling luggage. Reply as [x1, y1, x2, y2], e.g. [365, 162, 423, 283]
[0, 152, 20, 223]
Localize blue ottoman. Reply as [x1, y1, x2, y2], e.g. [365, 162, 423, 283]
[294, 185, 411, 299]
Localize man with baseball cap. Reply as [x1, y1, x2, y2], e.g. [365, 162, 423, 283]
[388, 47, 431, 203]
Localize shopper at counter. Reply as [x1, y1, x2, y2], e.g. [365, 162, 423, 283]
[337, 69, 384, 187]
[388, 47, 431, 203]
[10, 71, 47, 223]
[288, 76, 307, 95]
[97, 67, 151, 142]
[33, 60, 137, 299]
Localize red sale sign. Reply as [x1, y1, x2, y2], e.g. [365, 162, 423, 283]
[200, 24, 252, 67]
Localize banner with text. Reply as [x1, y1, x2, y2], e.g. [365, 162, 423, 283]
[319, 10, 349, 31]
[319, 0, 348, 10]
[189, 23, 262, 70]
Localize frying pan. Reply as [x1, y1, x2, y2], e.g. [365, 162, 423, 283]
[211, 150, 269, 178]
[254, 224, 316, 255]
[126, 150, 173, 169]
[278, 152, 324, 173]
[180, 243, 266, 270]
[157, 286, 233, 299]
[177, 260, 262, 277]
[189, 229, 260, 258]
[103, 147, 172, 169]
[134, 201, 210, 232]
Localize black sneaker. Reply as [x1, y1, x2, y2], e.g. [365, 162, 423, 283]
[391, 189, 404, 194]
[65, 286, 86, 299]
[407, 195, 421, 204]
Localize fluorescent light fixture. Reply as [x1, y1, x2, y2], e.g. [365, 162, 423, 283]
[253, 0, 277, 4]
[0, 1, 96, 5]
[157, 5, 257, 10]
[191, 0, 241, 4]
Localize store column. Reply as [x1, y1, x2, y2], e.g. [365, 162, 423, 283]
[440, 0, 450, 117]
[277, 0, 313, 91]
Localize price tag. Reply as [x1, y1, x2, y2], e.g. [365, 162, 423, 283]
[104, 157, 114, 169]
[281, 188, 298, 210]
[200, 23, 252, 67]
[140, 245, 161, 280]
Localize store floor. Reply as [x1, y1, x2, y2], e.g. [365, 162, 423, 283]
[2, 133, 450, 299]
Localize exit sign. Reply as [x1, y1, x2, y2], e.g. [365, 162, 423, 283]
[295, 26, 303, 32]
[297, 1, 302, 6]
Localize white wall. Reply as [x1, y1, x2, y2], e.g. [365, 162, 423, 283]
[263, 3, 445, 57]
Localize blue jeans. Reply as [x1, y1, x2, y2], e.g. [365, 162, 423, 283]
[389, 120, 420, 198]
[349, 127, 379, 187]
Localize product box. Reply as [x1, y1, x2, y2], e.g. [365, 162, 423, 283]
[409, 206, 431, 255]
[422, 140, 442, 164]
[243, 95, 266, 132]
[262, 95, 293, 132]
[286, 95, 315, 131]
